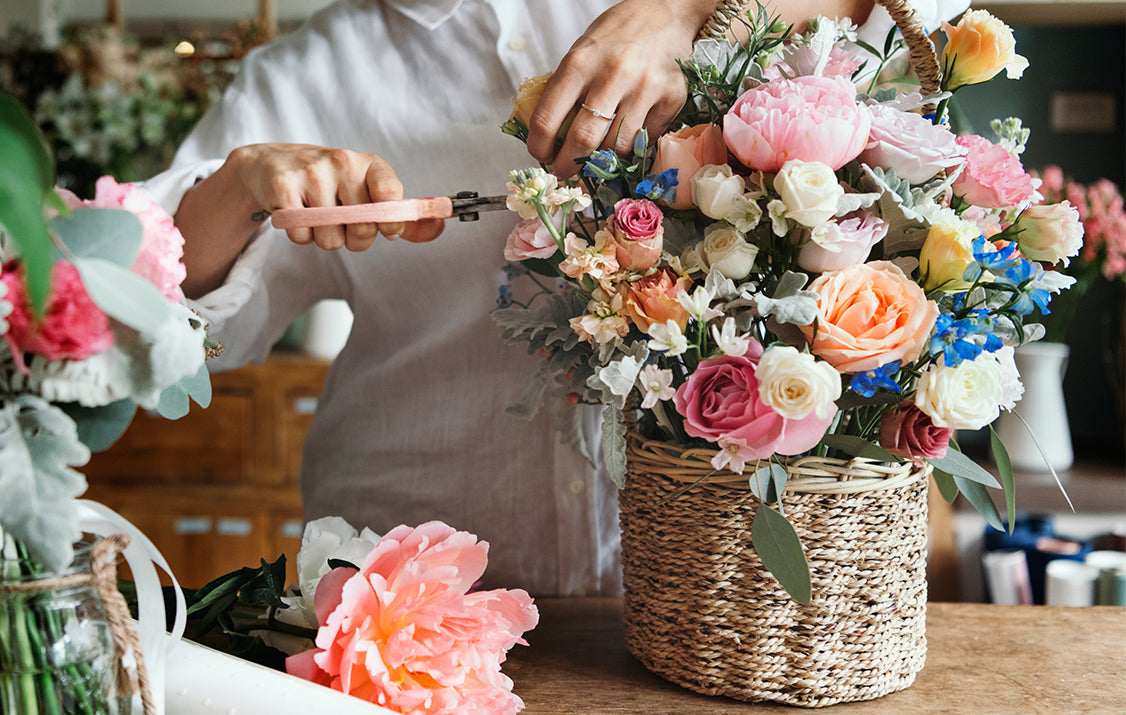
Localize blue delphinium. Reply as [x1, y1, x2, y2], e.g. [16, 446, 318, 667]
[849, 361, 902, 397]
[635, 168, 679, 204]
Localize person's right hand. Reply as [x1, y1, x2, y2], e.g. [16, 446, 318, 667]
[227, 143, 446, 251]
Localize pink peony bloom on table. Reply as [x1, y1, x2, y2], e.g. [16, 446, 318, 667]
[878, 402, 953, 465]
[60, 176, 187, 301]
[286, 521, 539, 715]
[611, 198, 664, 271]
[652, 123, 728, 210]
[952, 135, 1035, 209]
[723, 75, 871, 172]
[857, 103, 966, 184]
[673, 346, 835, 467]
[503, 218, 558, 261]
[1, 260, 114, 364]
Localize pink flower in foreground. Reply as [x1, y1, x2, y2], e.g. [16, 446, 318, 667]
[673, 347, 835, 466]
[652, 123, 728, 210]
[61, 177, 187, 300]
[286, 521, 539, 715]
[952, 135, 1035, 209]
[857, 103, 966, 184]
[504, 218, 557, 261]
[611, 198, 664, 271]
[878, 402, 953, 465]
[723, 75, 870, 172]
[2, 260, 114, 363]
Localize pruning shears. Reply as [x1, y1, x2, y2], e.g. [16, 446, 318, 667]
[269, 191, 508, 230]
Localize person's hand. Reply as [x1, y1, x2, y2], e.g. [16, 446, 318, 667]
[525, 0, 716, 179]
[228, 143, 446, 250]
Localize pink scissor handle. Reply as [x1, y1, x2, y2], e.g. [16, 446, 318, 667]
[270, 196, 455, 230]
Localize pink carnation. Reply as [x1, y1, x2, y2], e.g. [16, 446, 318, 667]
[62, 176, 187, 300]
[878, 402, 953, 465]
[723, 75, 871, 172]
[672, 346, 834, 463]
[504, 218, 557, 261]
[611, 198, 664, 271]
[2, 261, 114, 363]
[286, 521, 539, 715]
[857, 103, 966, 184]
[952, 135, 1035, 209]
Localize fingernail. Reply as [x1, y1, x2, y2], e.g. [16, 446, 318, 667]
[384, 233, 400, 241]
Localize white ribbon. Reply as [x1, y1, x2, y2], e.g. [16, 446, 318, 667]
[77, 500, 186, 715]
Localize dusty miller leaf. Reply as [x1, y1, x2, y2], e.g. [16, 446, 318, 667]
[601, 404, 627, 488]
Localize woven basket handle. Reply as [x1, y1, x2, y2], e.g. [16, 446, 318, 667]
[696, 0, 941, 96]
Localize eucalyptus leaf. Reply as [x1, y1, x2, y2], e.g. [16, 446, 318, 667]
[751, 505, 812, 604]
[820, 433, 898, 462]
[931, 468, 959, 504]
[157, 383, 190, 420]
[748, 463, 787, 504]
[952, 474, 1004, 531]
[73, 256, 170, 333]
[179, 363, 213, 409]
[990, 428, 1016, 532]
[62, 399, 137, 452]
[928, 448, 1001, 489]
[49, 208, 143, 266]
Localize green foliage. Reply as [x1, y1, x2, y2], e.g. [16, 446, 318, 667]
[72, 256, 170, 333]
[751, 503, 811, 604]
[61, 399, 136, 453]
[49, 207, 142, 264]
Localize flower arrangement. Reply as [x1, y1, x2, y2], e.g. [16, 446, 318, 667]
[494, 6, 1082, 600]
[183, 517, 539, 715]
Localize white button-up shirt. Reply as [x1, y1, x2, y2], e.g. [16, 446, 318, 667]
[145, 0, 967, 596]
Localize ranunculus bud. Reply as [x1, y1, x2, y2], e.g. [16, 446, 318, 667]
[1012, 202, 1084, 266]
[653, 124, 728, 210]
[878, 402, 953, 465]
[773, 160, 844, 228]
[919, 214, 980, 292]
[611, 198, 664, 271]
[940, 10, 1028, 91]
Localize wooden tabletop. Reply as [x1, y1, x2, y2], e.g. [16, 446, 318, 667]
[506, 598, 1126, 713]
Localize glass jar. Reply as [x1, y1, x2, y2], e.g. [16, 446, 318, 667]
[0, 539, 128, 715]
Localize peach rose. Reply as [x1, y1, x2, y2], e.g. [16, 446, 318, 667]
[653, 124, 728, 210]
[940, 10, 1028, 91]
[801, 261, 939, 374]
[624, 268, 691, 332]
[509, 72, 576, 140]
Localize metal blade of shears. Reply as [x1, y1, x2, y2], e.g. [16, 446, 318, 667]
[269, 191, 508, 230]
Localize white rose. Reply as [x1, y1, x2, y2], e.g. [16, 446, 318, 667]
[700, 223, 759, 280]
[756, 346, 842, 420]
[692, 164, 745, 220]
[773, 160, 844, 228]
[290, 517, 381, 623]
[914, 355, 1005, 429]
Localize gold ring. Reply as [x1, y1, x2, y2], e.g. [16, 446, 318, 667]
[580, 102, 616, 121]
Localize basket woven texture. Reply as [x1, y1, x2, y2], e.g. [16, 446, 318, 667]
[620, 0, 942, 706]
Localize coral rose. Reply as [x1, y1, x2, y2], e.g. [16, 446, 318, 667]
[2, 261, 114, 363]
[624, 268, 690, 332]
[610, 198, 664, 271]
[653, 124, 728, 210]
[800, 261, 939, 374]
[723, 75, 870, 172]
[286, 521, 539, 715]
[673, 346, 835, 465]
[940, 10, 1028, 91]
[952, 135, 1035, 209]
[878, 402, 953, 465]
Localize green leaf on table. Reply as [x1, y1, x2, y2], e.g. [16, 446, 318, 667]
[751, 504, 812, 604]
[0, 93, 55, 312]
[62, 398, 137, 452]
[931, 468, 959, 504]
[928, 448, 1001, 489]
[990, 427, 1016, 532]
[49, 208, 142, 266]
[73, 256, 170, 333]
[820, 433, 898, 462]
[946, 470, 1004, 531]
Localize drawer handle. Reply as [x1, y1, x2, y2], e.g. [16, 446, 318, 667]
[293, 397, 318, 415]
[174, 517, 212, 535]
[280, 520, 305, 539]
[216, 518, 253, 536]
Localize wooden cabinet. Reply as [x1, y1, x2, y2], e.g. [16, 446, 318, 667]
[84, 353, 330, 588]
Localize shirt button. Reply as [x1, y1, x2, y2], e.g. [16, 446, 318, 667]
[507, 36, 527, 51]
[570, 479, 586, 495]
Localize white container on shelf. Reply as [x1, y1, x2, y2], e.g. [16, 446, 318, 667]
[996, 342, 1074, 472]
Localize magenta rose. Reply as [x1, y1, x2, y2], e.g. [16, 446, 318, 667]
[878, 402, 953, 465]
[673, 347, 835, 462]
[504, 218, 558, 261]
[723, 75, 871, 172]
[611, 198, 664, 271]
[2, 260, 114, 363]
[857, 103, 966, 184]
[952, 134, 1035, 209]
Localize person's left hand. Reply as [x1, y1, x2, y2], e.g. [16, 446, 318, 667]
[525, 0, 716, 179]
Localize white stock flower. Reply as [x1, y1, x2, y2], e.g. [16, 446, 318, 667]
[570, 290, 630, 345]
[914, 354, 1005, 429]
[677, 285, 723, 322]
[725, 192, 764, 233]
[506, 168, 558, 219]
[692, 164, 745, 220]
[755, 346, 841, 420]
[648, 319, 689, 356]
[712, 437, 749, 473]
[992, 345, 1024, 411]
[710, 317, 750, 357]
[773, 160, 844, 228]
[699, 223, 759, 280]
[638, 364, 675, 408]
[767, 199, 790, 236]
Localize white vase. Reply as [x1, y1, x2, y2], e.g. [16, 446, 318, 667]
[996, 342, 1074, 472]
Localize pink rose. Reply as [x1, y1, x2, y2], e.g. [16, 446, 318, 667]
[2, 260, 114, 364]
[611, 198, 664, 271]
[673, 347, 835, 462]
[857, 103, 966, 184]
[800, 261, 939, 374]
[61, 177, 187, 301]
[723, 75, 871, 172]
[652, 124, 728, 210]
[952, 135, 1035, 209]
[797, 210, 888, 273]
[503, 218, 557, 261]
[878, 402, 953, 465]
[286, 521, 539, 715]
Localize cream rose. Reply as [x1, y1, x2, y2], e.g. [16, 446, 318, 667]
[914, 354, 1005, 429]
[755, 346, 842, 420]
[699, 223, 759, 280]
[773, 160, 844, 228]
[692, 164, 745, 220]
[1012, 202, 1084, 266]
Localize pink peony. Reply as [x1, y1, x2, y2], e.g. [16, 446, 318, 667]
[286, 521, 539, 715]
[952, 135, 1035, 209]
[672, 346, 835, 463]
[723, 75, 871, 172]
[611, 198, 664, 271]
[503, 218, 557, 261]
[61, 176, 187, 301]
[857, 103, 966, 184]
[2, 260, 114, 364]
[652, 124, 728, 210]
[878, 402, 953, 465]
